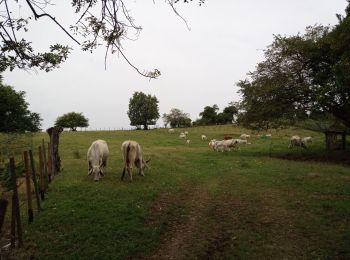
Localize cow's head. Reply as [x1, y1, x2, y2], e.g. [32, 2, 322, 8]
[91, 164, 104, 181]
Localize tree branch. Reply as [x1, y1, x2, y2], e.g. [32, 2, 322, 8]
[25, 0, 80, 45]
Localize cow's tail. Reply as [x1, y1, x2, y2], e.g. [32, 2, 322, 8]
[121, 143, 131, 180]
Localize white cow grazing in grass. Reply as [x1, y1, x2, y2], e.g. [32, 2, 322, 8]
[201, 135, 207, 140]
[184, 131, 189, 135]
[240, 134, 251, 139]
[213, 139, 239, 152]
[234, 139, 250, 145]
[209, 139, 217, 150]
[121, 140, 150, 181]
[179, 132, 186, 139]
[186, 139, 190, 145]
[302, 136, 313, 144]
[87, 140, 109, 181]
[288, 135, 307, 149]
[168, 128, 175, 133]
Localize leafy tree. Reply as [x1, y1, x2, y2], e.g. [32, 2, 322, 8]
[196, 104, 219, 125]
[237, 2, 350, 129]
[127, 92, 160, 130]
[216, 102, 238, 124]
[163, 108, 192, 128]
[0, 80, 42, 132]
[0, 0, 203, 78]
[54, 112, 89, 131]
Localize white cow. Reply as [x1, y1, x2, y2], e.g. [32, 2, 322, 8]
[240, 134, 251, 139]
[184, 131, 189, 135]
[87, 140, 109, 181]
[213, 139, 239, 152]
[288, 135, 307, 149]
[121, 140, 150, 181]
[302, 136, 313, 144]
[168, 128, 175, 133]
[201, 135, 207, 140]
[186, 139, 191, 145]
[209, 139, 217, 150]
[179, 132, 186, 139]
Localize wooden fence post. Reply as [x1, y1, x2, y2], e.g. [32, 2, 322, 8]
[38, 146, 45, 201]
[47, 142, 52, 183]
[29, 150, 42, 211]
[9, 157, 23, 248]
[41, 140, 49, 190]
[47, 127, 63, 177]
[0, 199, 8, 234]
[23, 151, 33, 223]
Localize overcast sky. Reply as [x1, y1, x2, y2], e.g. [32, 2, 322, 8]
[3, 0, 348, 130]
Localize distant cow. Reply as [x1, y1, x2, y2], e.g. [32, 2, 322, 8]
[240, 134, 250, 139]
[179, 132, 186, 139]
[168, 128, 175, 133]
[288, 135, 307, 149]
[201, 135, 207, 140]
[121, 140, 150, 181]
[87, 140, 109, 181]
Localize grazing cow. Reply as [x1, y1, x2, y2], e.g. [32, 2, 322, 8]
[201, 135, 207, 140]
[179, 132, 186, 139]
[213, 139, 239, 152]
[87, 140, 109, 181]
[121, 140, 150, 181]
[186, 139, 191, 145]
[184, 131, 189, 135]
[288, 135, 307, 149]
[240, 134, 251, 139]
[209, 139, 217, 150]
[302, 136, 313, 144]
[168, 128, 175, 133]
[234, 138, 250, 145]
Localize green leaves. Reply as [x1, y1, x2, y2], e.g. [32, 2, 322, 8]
[127, 92, 160, 130]
[55, 112, 89, 131]
[0, 83, 42, 133]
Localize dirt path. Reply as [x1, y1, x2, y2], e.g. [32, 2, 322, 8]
[148, 186, 211, 260]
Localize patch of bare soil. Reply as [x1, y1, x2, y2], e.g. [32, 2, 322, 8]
[147, 187, 211, 260]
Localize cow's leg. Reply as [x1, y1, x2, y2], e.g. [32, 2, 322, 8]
[128, 166, 133, 181]
[88, 161, 92, 176]
[121, 166, 126, 180]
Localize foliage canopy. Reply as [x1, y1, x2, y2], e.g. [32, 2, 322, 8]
[127, 92, 160, 130]
[54, 112, 89, 131]
[0, 80, 41, 132]
[163, 108, 192, 128]
[237, 2, 350, 129]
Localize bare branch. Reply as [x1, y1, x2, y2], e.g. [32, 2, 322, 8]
[25, 0, 80, 45]
[167, 0, 191, 31]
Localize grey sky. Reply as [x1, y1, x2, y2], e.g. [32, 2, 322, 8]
[3, 1, 348, 130]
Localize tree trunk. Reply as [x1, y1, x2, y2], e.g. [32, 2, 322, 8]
[143, 124, 148, 130]
[46, 127, 63, 176]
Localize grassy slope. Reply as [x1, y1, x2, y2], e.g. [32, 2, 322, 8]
[11, 125, 350, 259]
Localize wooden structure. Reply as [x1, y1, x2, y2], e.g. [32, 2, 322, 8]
[324, 130, 346, 150]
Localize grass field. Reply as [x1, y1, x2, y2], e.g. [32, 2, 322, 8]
[5, 125, 350, 259]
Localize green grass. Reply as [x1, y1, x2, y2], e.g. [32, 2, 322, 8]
[3, 125, 350, 259]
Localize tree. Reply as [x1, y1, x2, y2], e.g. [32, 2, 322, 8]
[0, 80, 42, 132]
[127, 92, 160, 130]
[54, 112, 89, 131]
[0, 0, 204, 78]
[237, 2, 350, 129]
[196, 104, 219, 125]
[216, 102, 238, 124]
[163, 108, 192, 128]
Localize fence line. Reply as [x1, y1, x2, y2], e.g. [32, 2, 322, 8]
[0, 130, 62, 255]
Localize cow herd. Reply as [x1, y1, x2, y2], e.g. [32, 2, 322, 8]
[86, 130, 313, 182]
